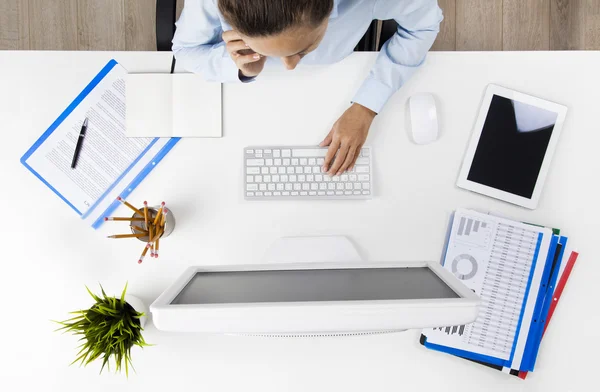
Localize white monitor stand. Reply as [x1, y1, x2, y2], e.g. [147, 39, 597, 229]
[150, 236, 480, 336]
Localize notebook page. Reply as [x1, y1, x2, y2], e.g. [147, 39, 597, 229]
[24, 64, 154, 215]
[125, 74, 173, 137]
[172, 74, 222, 137]
[423, 209, 551, 362]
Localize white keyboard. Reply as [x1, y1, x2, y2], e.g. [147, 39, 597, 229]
[244, 146, 372, 200]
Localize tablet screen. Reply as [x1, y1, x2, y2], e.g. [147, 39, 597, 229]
[170, 267, 459, 304]
[467, 95, 558, 198]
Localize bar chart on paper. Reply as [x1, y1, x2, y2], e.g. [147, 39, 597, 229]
[424, 210, 544, 360]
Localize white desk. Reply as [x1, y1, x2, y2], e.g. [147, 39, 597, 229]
[1, 51, 599, 391]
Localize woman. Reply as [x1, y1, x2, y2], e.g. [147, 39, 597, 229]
[173, 0, 442, 175]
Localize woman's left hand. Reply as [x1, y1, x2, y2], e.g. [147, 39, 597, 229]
[320, 103, 376, 175]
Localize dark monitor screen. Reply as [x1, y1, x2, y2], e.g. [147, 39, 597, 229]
[467, 95, 558, 198]
[171, 267, 460, 305]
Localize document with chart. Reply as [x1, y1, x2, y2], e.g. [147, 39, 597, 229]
[421, 208, 556, 370]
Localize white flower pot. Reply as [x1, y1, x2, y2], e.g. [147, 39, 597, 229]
[124, 294, 148, 328]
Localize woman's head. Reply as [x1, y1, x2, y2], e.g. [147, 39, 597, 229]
[218, 0, 334, 70]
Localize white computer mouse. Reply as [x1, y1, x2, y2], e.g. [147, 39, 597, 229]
[408, 93, 439, 144]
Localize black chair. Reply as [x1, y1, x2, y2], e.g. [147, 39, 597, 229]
[355, 20, 397, 52]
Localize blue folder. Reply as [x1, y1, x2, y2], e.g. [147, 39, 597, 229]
[20, 60, 180, 229]
[421, 213, 567, 373]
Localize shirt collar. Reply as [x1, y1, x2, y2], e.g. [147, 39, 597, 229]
[329, 0, 340, 19]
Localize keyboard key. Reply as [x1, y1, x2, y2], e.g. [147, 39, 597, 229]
[246, 149, 254, 154]
[356, 166, 369, 173]
[324, 176, 331, 182]
[332, 176, 340, 182]
[246, 184, 258, 191]
[264, 149, 272, 154]
[261, 167, 269, 174]
[336, 191, 343, 195]
[269, 167, 277, 174]
[311, 183, 318, 190]
[276, 184, 284, 191]
[255, 175, 263, 182]
[317, 158, 325, 165]
[291, 158, 299, 165]
[282, 191, 290, 196]
[327, 191, 334, 195]
[291, 191, 299, 196]
[290, 175, 297, 182]
[247, 167, 260, 174]
[336, 183, 344, 190]
[256, 192, 263, 196]
[349, 174, 357, 181]
[307, 175, 314, 182]
[247, 176, 254, 183]
[298, 175, 306, 182]
[273, 150, 281, 158]
[265, 191, 272, 196]
[318, 191, 325, 196]
[255, 153, 263, 158]
[247, 192, 255, 197]
[292, 149, 327, 157]
[272, 175, 280, 182]
[268, 184, 275, 191]
[266, 159, 273, 166]
[341, 174, 349, 181]
[274, 191, 281, 196]
[355, 157, 369, 165]
[285, 183, 292, 191]
[353, 191, 361, 195]
[247, 159, 264, 166]
[278, 167, 286, 174]
[282, 149, 291, 157]
[328, 183, 335, 190]
[345, 183, 352, 190]
[313, 166, 320, 174]
[309, 191, 317, 196]
[281, 175, 288, 182]
[300, 158, 308, 166]
[305, 166, 312, 174]
[362, 182, 370, 190]
[319, 183, 327, 190]
[274, 159, 282, 166]
[286, 167, 294, 174]
[264, 175, 271, 183]
[259, 184, 267, 191]
[361, 149, 370, 157]
[315, 175, 323, 182]
[345, 191, 352, 195]
[358, 174, 370, 182]
[295, 167, 303, 174]
[302, 183, 310, 191]
[293, 183, 301, 191]
[354, 182, 361, 189]
[308, 158, 316, 165]
[362, 191, 370, 195]
[255, 149, 263, 154]
[300, 191, 308, 196]
[283, 158, 290, 166]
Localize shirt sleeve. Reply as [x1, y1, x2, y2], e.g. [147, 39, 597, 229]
[172, 0, 241, 83]
[352, 0, 443, 114]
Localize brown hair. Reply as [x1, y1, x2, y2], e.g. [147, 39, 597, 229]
[218, 0, 334, 37]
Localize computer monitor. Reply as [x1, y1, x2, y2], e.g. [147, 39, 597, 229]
[150, 261, 480, 335]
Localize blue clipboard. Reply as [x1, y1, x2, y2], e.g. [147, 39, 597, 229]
[20, 59, 180, 228]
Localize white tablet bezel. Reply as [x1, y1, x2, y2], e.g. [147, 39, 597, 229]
[457, 84, 567, 209]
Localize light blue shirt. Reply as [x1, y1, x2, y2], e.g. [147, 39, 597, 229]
[172, 0, 442, 114]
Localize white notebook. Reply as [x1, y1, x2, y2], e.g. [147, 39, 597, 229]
[125, 73, 222, 138]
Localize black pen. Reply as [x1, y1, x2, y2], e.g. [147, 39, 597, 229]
[71, 118, 88, 169]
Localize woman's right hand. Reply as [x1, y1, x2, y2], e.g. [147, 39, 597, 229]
[223, 30, 267, 78]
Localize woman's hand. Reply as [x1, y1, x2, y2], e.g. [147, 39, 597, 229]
[320, 103, 376, 175]
[223, 30, 267, 78]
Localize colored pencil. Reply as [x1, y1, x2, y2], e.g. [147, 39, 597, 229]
[117, 196, 143, 215]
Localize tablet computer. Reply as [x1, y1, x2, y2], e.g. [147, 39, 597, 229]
[457, 84, 567, 209]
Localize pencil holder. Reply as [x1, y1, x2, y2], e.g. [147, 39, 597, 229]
[130, 205, 175, 242]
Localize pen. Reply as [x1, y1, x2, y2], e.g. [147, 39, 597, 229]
[71, 118, 88, 169]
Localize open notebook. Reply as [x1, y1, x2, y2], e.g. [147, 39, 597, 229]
[125, 73, 222, 138]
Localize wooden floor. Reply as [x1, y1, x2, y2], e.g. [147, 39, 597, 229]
[1, 0, 599, 51]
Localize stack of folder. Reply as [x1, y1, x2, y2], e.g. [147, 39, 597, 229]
[420, 209, 579, 378]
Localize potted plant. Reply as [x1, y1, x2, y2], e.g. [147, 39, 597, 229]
[55, 283, 150, 376]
